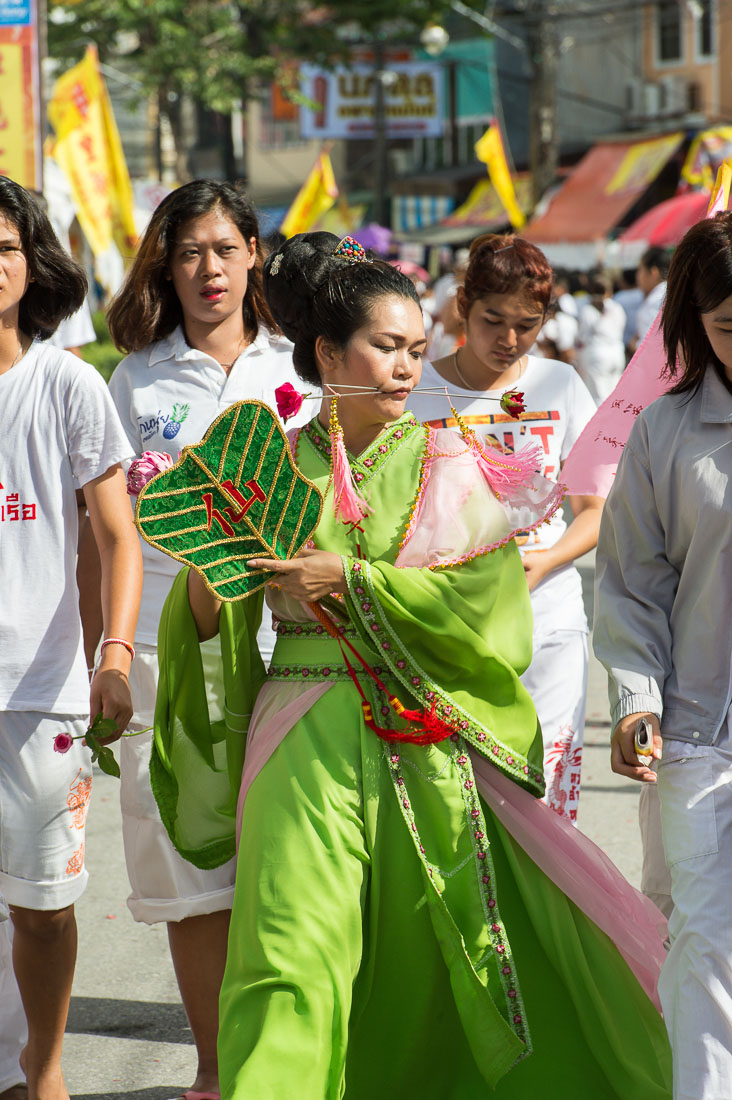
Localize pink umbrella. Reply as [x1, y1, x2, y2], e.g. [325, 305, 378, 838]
[619, 190, 711, 247]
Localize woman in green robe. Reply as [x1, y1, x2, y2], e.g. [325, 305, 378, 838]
[153, 233, 672, 1099]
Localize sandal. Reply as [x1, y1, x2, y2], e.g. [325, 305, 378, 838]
[167, 1092, 220, 1100]
[0, 1086, 29, 1100]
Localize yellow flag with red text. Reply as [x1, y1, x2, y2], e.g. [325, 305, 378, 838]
[47, 46, 137, 258]
[474, 121, 525, 230]
[280, 151, 338, 238]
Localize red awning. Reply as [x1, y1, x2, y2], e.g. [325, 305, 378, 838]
[618, 189, 710, 246]
[524, 133, 684, 244]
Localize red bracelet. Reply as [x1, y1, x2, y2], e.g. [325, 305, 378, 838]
[100, 637, 135, 661]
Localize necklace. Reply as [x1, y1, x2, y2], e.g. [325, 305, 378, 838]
[3, 338, 26, 374]
[453, 348, 475, 390]
[453, 348, 526, 392]
[219, 334, 248, 370]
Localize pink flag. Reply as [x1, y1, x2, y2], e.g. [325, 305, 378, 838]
[560, 167, 731, 497]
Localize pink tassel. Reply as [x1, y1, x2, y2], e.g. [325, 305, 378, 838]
[447, 400, 542, 497]
[330, 423, 372, 524]
[472, 435, 543, 495]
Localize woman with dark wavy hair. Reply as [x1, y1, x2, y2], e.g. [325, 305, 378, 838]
[596, 211, 732, 1097]
[102, 180, 308, 1100]
[0, 175, 141, 1100]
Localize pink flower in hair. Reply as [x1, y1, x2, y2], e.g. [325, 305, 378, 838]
[126, 451, 174, 496]
[53, 732, 74, 754]
[275, 382, 306, 423]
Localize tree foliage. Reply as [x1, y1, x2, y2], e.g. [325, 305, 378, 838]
[48, 0, 487, 115]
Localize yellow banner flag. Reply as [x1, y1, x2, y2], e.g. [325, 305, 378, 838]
[474, 122, 525, 230]
[708, 161, 732, 213]
[48, 46, 137, 258]
[280, 151, 338, 239]
[683, 127, 732, 191]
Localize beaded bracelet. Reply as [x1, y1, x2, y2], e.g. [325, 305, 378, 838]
[100, 637, 136, 661]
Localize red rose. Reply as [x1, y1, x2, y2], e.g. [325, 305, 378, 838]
[500, 389, 526, 418]
[275, 382, 305, 423]
[53, 732, 74, 754]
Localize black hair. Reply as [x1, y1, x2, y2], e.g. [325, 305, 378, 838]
[107, 179, 277, 352]
[263, 232, 420, 387]
[640, 246, 671, 280]
[662, 212, 732, 395]
[0, 177, 87, 339]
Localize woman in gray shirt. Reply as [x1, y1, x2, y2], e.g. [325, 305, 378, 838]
[595, 211, 732, 1100]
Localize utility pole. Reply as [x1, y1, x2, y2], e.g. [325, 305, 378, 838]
[526, 0, 560, 209]
[373, 37, 389, 226]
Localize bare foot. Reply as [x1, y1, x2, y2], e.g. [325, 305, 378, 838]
[189, 1071, 220, 1096]
[20, 1052, 68, 1100]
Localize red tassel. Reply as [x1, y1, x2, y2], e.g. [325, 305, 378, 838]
[361, 701, 456, 745]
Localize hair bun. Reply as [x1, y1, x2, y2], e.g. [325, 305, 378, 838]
[264, 232, 341, 341]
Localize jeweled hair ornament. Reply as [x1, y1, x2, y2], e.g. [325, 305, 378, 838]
[332, 236, 372, 263]
[269, 252, 283, 276]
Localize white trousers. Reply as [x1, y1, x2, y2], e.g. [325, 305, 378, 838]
[656, 735, 732, 1099]
[0, 919, 25, 1092]
[521, 630, 588, 822]
[122, 642, 235, 924]
[639, 780, 673, 918]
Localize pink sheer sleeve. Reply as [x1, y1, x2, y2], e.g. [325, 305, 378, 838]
[397, 428, 563, 569]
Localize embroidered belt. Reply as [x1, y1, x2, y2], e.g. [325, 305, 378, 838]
[268, 620, 384, 684]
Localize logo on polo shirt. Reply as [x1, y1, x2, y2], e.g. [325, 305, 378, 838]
[138, 403, 190, 444]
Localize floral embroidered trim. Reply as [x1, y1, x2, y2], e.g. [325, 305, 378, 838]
[452, 741, 531, 1052]
[343, 557, 544, 797]
[427, 481, 566, 572]
[301, 413, 422, 487]
[267, 663, 356, 683]
[398, 423, 434, 553]
[275, 619, 358, 640]
[384, 741, 531, 1054]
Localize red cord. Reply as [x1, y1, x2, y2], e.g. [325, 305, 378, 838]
[307, 601, 457, 744]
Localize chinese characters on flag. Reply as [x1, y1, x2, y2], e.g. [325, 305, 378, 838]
[47, 45, 137, 259]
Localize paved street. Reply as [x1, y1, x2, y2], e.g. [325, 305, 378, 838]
[62, 555, 644, 1099]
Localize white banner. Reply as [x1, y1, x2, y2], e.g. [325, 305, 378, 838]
[299, 62, 444, 141]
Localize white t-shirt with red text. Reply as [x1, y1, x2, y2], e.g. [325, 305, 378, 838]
[0, 342, 133, 711]
[413, 355, 597, 634]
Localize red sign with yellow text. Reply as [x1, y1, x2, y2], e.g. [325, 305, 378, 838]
[0, 10, 41, 188]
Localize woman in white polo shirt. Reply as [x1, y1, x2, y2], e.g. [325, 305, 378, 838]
[101, 181, 311, 1100]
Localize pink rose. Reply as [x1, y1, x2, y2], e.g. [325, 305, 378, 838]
[53, 732, 73, 754]
[127, 451, 174, 496]
[275, 382, 305, 423]
[500, 389, 526, 418]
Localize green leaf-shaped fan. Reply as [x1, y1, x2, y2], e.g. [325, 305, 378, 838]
[135, 401, 323, 601]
